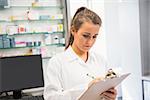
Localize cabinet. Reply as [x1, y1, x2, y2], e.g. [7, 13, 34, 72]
[0, 0, 68, 59]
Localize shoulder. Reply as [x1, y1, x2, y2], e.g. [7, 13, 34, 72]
[48, 52, 65, 63]
[46, 52, 66, 73]
[48, 49, 69, 65]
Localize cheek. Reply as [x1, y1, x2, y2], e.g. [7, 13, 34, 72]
[78, 37, 86, 44]
[74, 35, 83, 45]
[92, 39, 96, 43]
[88, 41, 95, 46]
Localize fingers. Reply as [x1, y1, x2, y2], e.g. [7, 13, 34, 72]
[95, 77, 104, 80]
[106, 88, 117, 95]
[100, 94, 113, 100]
[100, 88, 117, 100]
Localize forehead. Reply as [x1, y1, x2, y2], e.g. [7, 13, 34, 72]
[79, 22, 100, 34]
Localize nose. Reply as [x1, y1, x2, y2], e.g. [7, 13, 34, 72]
[86, 38, 95, 45]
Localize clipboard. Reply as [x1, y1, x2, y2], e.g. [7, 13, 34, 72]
[78, 73, 130, 100]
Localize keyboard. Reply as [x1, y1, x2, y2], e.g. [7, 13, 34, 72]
[0, 95, 44, 100]
[21, 95, 44, 100]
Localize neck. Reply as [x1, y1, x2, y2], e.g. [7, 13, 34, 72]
[71, 45, 88, 62]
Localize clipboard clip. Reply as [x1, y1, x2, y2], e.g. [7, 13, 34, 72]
[105, 68, 118, 79]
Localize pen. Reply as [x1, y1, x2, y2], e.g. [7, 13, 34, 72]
[86, 73, 95, 79]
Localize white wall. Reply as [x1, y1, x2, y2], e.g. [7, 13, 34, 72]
[119, 1, 142, 99]
[68, 0, 88, 17]
[104, 0, 122, 68]
[104, 0, 142, 100]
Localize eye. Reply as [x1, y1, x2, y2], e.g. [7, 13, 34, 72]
[82, 34, 90, 38]
[93, 35, 98, 39]
[93, 35, 97, 39]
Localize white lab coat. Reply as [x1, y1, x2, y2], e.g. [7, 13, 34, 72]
[44, 46, 108, 100]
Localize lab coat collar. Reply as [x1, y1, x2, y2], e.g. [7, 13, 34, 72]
[65, 46, 92, 64]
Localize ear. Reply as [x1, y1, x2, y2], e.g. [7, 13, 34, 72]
[70, 26, 76, 35]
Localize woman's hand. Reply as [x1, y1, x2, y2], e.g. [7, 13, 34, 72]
[88, 77, 117, 100]
[100, 88, 117, 100]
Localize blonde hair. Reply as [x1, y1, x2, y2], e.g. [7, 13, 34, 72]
[65, 7, 102, 49]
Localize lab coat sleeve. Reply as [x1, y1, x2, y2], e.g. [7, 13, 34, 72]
[44, 56, 86, 100]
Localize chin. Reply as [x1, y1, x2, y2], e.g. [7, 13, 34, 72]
[82, 47, 91, 52]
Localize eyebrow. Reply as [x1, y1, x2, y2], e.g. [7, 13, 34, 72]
[83, 32, 98, 36]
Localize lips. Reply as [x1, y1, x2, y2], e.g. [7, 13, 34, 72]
[84, 46, 91, 48]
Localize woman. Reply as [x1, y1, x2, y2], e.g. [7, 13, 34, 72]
[44, 7, 117, 100]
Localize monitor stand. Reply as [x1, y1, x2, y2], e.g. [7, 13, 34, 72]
[13, 90, 22, 99]
[0, 90, 30, 99]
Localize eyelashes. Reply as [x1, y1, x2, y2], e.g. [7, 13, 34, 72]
[83, 35, 90, 38]
[93, 35, 97, 38]
[82, 34, 98, 39]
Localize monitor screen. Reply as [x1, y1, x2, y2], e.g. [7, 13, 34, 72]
[0, 55, 44, 94]
[0, 0, 8, 7]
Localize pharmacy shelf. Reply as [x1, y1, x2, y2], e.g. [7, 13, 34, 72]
[10, 5, 64, 9]
[0, 19, 63, 23]
[7, 31, 64, 36]
[0, 43, 65, 50]
[0, 20, 6, 22]
[13, 19, 63, 22]
[0, 0, 68, 62]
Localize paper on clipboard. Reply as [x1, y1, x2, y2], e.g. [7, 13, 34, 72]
[78, 73, 130, 100]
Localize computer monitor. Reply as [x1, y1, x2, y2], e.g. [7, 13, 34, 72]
[0, 0, 8, 7]
[0, 54, 44, 99]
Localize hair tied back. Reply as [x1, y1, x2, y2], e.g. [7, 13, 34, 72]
[72, 7, 86, 20]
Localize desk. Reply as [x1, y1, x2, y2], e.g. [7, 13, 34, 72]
[0, 95, 44, 100]
[0, 87, 44, 100]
